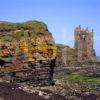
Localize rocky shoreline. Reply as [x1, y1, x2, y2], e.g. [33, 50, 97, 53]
[0, 64, 100, 100]
[0, 78, 100, 100]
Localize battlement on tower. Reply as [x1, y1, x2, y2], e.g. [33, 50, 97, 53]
[74, 25, 93, 34]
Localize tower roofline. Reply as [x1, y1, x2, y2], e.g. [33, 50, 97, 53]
[75, 26, 94, 34]
[75, 25, 81, 33]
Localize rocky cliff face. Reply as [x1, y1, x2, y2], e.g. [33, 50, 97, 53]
[0, 21, 57, 84]
[0, 21, 57, 62]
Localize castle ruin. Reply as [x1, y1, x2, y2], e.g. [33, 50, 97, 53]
[56, 25, 96, 67]
[74, 25, 96, 63]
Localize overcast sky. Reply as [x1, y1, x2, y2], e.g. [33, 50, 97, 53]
[0, 0, 100, 56]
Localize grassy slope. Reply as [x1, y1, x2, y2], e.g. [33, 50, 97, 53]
[0, 20, 47, 31]
[54, 72, 100, 91]
[54, 72, 100, 84]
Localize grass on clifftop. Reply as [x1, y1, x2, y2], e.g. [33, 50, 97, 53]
[0, 20, 47, 31]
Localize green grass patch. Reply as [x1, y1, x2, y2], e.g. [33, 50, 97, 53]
[54, 72, 100, 84]
[0, 21, 47, 31]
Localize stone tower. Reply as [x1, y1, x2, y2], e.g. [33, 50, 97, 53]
[74, 25, 96, 62]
